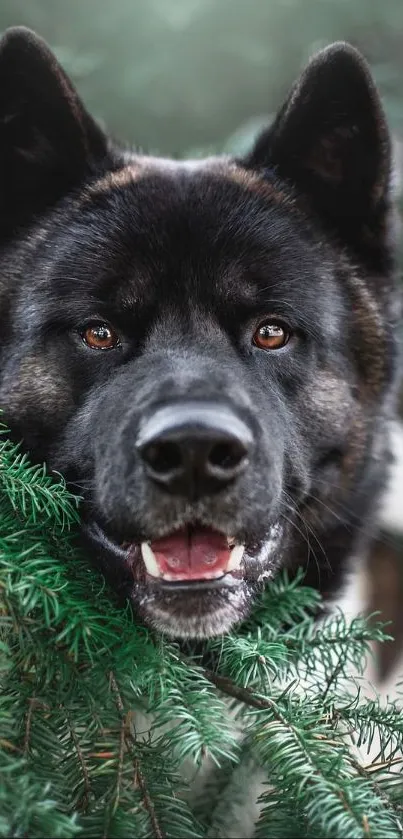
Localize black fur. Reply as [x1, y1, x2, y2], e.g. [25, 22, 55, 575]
[0, 28, 400, 637]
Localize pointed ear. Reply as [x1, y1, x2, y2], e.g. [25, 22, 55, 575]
[0, 27, 108, 239]
[243, 43, 391, 244]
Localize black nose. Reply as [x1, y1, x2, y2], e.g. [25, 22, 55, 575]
[136, 402, 253, 496]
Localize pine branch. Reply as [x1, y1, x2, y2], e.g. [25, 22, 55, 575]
[110, 672, 165, 839]
[66, 712, 92, 812]
[0, 432, 79, 528]
[348, 753, 403, 835]
[23, 696, 36, 757]
[133, 759, 165, 839]
[203, 666, 276, 711]
[321, 642, 349, 701]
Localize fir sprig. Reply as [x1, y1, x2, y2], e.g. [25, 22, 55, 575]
[0, 424, 79, 528]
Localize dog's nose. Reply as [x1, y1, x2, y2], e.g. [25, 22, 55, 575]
[136, 402, 253, 495]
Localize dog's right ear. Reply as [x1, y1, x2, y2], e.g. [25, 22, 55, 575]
[0, 27, 108, 240]
[242, 43, 391, 252]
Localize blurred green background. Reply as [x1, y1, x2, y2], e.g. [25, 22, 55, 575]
[1, 0, 403, 164]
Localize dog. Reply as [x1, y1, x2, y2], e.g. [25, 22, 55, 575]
[0, 27, 401, 639]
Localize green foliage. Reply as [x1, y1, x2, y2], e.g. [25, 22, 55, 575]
[1, 423, 403, 838]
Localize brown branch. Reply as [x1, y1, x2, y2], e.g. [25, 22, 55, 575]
[321, 648, 348, 702]
[133, 758, 164, 839]
[109, 672, 165, 839]
[202, 667, 275, 711]
[110, 672, 125, 714]
[112, 719, 125, 817]
[364, 756, 403, 772]
[23, 698, 50, 757]
[23, 697, 36, 757]
[66, 712, 91, 811]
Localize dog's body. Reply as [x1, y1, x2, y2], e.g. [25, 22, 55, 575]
[0, 28, 401, 638]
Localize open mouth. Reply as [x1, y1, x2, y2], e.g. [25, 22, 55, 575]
[85, 521, 245, 587]
[137, 529, 244, 582]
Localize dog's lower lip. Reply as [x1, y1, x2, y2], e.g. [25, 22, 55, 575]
[156, 575, 242, 592]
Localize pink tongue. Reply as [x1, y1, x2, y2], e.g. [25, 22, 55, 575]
[150, 529, 230, 580]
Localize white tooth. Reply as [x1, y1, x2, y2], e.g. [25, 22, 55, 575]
[141, 542, 162, 578]
[226, 544, 245, 572]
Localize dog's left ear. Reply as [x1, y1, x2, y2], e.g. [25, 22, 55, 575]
[243, 43, 391, 244]
[0, 27, 108, 240]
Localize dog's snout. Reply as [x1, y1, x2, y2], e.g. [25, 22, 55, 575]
[136, 402, 253, 496]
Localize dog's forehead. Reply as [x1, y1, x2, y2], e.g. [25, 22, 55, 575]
[28, 154, 333, 323]
[64, 156, 315, 300]
[79, 153, 300, 241]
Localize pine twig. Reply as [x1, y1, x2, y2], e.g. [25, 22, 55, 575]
[23, 697, 36, 757]
[133, 757, 164, 839]
[112, 719, 125, 816]
[109, 672, 165, 839]
[66, 712, 92, 811]
[349, 754, 403, 835]
[202, 667, 274, 711]
[23, 698, 48, 756]
[321, 646, 349, 702]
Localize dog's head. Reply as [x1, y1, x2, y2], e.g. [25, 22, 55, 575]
[0, 28, 399, 637]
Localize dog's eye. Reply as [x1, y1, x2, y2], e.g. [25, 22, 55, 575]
[81, 322, 120, 351]
[253, 320, 290, 350]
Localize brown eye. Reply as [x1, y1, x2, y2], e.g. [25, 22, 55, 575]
[253, 320, 290, 351]
[82, 322, 120, 351]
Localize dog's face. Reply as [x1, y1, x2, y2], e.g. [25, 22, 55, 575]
[0, 29, 399, 637]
